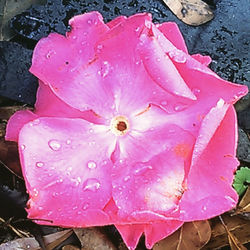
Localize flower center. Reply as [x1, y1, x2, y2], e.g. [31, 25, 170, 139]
[110, 115, 129, 136]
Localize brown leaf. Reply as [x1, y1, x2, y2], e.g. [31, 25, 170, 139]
[62, 245, 81, 250]
[153, 220, 211, 250]
[237, 186, 250, 213]
[0, 0, 46, 41]
[0, 230, 73, 250]
[219, 216, 247, 250]
[203, 215, 250, 249]
[74, 228, 116, 250]
[162, 0, 214, 26]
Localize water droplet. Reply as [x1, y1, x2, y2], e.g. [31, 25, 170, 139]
[202, 205, 207, 211]
[36, 161, 44, 168]
[89, 128, 93, 133]
[96, 44, 103, 53]
[87, 161, 97, 169]
[98, 61, 110, 78]
[83, 178, 101, 192]
[174, 103, 187, 112]
[216, 98, 225, 108]
[156, 57, 161, 62]
[66, 139, 71, 145]
[135, 26, 140, 32]
[33, 188, 39, 197]
[26, 244, 31, 249]
[169, 50, 187, 63]
[124, 176, 130, 182]
[134, 163, 153, 175]
[192, 88, 201, 95]
[82, 203, 89, 210]
[87, 19, 92, 25]
[71, 177, 82, 186]
[52, 192, 59, 197]
[56, 178, 63, 183]
[20, 144, 26, 150]
[38, 206, 43, 211]
[72, 206, 78, 210]
[72, 35, 77, 39]
[48, 139, 61, 151]
[135, 60, 140, 65]
[46, 50, 56, 59]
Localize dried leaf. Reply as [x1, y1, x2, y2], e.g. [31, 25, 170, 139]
[0, 229, 73, 250]
[203, 215, 250, 249]
[0, 0, 46, 41]
[219, 216, 247, 250]
[62, 245, 81, 250]
[162, 0, 214, 26]
[74, 228, 116, 250]
[238, 186, 250, 213]
[154, 220, 211, 250]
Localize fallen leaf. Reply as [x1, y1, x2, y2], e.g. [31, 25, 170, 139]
[219, 216, 247, 250]
[74, 228, 116, 250]
[238, 186, 250, 213]
[162, 0, 214, 26]
[0, 0, 46, 41]
[203, 215, 250, 249]
[62, 245, 81, 250]
[153, 220, 211, 250]
[0, 229, 73, 250]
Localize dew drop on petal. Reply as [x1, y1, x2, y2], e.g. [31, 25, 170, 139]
[48, 139, 61, 151]
[87, 19, 92, 25]
[20, 144, 26, 150]
[169, 50, 187, 63]
[33, 188, 39, 197]
[82, 203, 89, 210]
[83, 178, 101, 192]
[123, 176, 131, 182]
[192, 88, 201, 95]
[46, 50, 56, 59]
[36, 161, 44, 168]
[72, 35, 77, 40]
[174, 103, 187, 112]
[66, 139, 71, 145]
[134, 163, 153, 175]
[87, 161, 97, 169]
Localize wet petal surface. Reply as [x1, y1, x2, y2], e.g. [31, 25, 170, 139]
[19, 117, 115, 226]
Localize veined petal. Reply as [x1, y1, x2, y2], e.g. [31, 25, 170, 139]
[19, 117, 116, 227]
[178, 105, 239, 220]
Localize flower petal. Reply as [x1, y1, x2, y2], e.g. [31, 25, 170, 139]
[156, 22, 188, 53]
[191, 54, 212, 66]
[179, 105, 239, 220]
[19, 117, 115, 227]
[115, 224, 144, 250]
[35, 80, 106, 124]
[144, 220, 183, 249]
[138, 30, 196, 100]
[106, 16, 127, 28]
[112, 121, 195, 222]
[5, 110, 38, 142]
[29, 12, 114, 116]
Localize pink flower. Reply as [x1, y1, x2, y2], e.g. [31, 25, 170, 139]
[6, 12, 248, 249]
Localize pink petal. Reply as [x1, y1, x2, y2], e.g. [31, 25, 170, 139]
[157, 22, 188, 53]
[115, 224, 144, 250]
[138, 30, 196, 100]
[19, 117, 116, 227]
[112, 120, 195, 223]
[191, 54, 212, 66]
[179, 105, 239, 220]
[35, 80, 106, 124]
[144, 220, 183, 249]
[106, 16, 127, 28]
[5, 110, 38, 142]
[29, 12, 114, 116]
